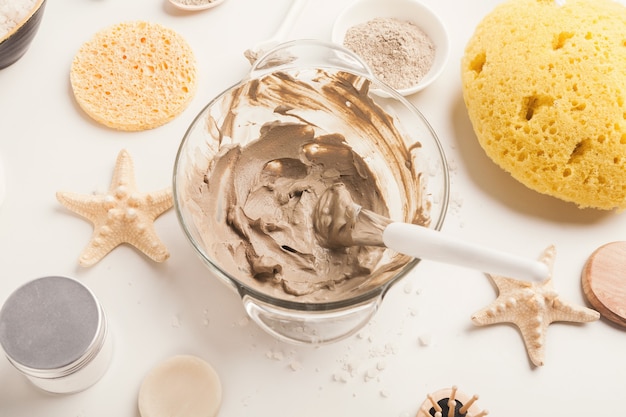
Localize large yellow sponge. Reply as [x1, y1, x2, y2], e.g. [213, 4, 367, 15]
[461, 0, 626, 210]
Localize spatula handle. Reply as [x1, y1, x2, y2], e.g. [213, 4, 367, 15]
[383, 222, 549, 281]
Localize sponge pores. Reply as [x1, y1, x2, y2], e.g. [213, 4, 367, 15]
[70, 21, 197, 131]
[461, 0, 626, 210]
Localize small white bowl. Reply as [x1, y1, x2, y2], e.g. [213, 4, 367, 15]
[332, 0, 449, 95]
[167, 0, 226, 12]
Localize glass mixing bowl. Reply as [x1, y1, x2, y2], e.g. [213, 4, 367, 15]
[173, 40, 449, 344]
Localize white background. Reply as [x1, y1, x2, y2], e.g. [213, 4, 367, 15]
[1, 0, 626, 416]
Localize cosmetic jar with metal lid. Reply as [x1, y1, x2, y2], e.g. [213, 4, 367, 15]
[0, 275, 113, 394]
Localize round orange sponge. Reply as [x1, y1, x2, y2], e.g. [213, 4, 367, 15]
[70, 21, 197, 131]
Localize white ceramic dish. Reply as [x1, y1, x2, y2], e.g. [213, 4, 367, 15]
[331, 0, 449, 95]
[168, 0, 226, 12]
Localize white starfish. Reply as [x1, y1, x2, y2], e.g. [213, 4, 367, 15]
[471, 245, 600, 366]
[56, 149, 173, 267]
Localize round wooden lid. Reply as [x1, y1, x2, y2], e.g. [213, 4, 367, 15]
[582, 241, 626, 327]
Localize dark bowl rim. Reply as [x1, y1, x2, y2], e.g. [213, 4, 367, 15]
[0, 0, 47, 45]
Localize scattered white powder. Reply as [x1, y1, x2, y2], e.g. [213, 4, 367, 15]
[329, 327, 402, 389]
[356, 330, 373, 342]
[241, 395, 252, 407]
[202, 308, 210, 326]
[289, 361, 303, 371]
[364, 368, 379, 382]
[447, 157, 459, 173]
[0, 0, 37, 39]
[265, 349, 284, 361]
[332, 370, 350, 383]
[253, 290, 429, 401]
[347, 360, 361, 376]
[363, 361, 387, 383]
[448, 193, 464, 216]
[418, 333, 433, 347]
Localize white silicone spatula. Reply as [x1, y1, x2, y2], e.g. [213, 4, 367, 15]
[314, 183, 549, 282]
[381, 221, 549, 281]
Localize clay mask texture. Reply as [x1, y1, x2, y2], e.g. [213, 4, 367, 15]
[179, 69, 431, 302]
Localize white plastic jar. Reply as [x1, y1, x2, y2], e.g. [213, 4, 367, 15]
[0, 276, 112, 393]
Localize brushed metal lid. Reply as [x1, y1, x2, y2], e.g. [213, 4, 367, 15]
[0, 276, 101, 371]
